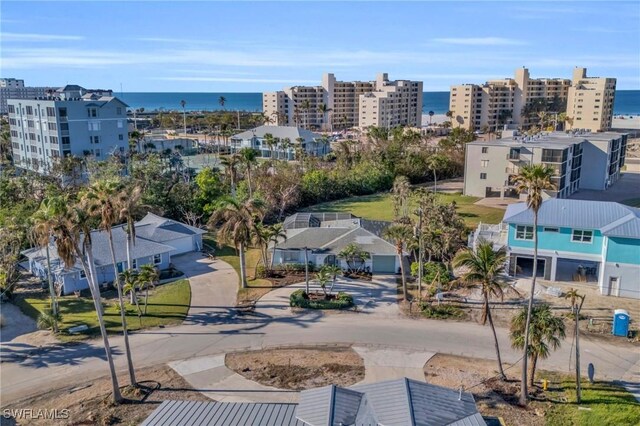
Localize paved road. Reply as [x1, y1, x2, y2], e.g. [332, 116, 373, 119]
[1, 255, 638, 405]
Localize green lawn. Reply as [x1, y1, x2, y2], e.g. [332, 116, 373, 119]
[305, 192, 505, 228]
[15, 279, 190, 340]
[543, 376, 640, 425]
[622, 197, 640, 208]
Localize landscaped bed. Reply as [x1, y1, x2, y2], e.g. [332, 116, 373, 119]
[226, 346, 365, 390]
[13, 279, 191, 341]
[289, 289, 354, 310]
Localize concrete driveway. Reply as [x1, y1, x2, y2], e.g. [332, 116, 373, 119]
[254, 275, 399, 318]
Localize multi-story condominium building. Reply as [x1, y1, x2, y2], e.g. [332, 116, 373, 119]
[449, 67, 614, 132]
[566, 67, 616, 132]
[463, 131, 628, 199]
[263, 73, 422, 130]
[7, 85, 129, 173]
[0, 78, 53, 114]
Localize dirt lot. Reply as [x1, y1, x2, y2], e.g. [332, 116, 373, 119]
[226, 346, 365, 390]
[426, 354, 547, 426]
[2, 365, 210, 425]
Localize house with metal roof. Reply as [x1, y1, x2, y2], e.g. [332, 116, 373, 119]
[230, 125, 330, 160]
[496, 198, 640, 299]
[141, 378, 486, 426]
[22, 213, 205, 295]
[273, 212, 402, 274]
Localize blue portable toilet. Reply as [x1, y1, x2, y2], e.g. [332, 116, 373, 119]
[612, 309, 630, 337]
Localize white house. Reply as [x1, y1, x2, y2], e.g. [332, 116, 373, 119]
[230, 126, 330, 160]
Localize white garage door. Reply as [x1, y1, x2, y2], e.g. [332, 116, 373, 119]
[168, 236, 194, 255]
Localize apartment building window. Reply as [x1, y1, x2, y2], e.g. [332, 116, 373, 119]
[9, 118, 16, 125]
[60, 123, 69, 131]
[572, 229, 593, 243]
[58, 108, 67, 117]
[481, 160, 489, 168]
[46, 107, 55, 117]
[90, 136, 100, 144]
[50, 136, 58, 144]
[515, 225, 534, 240]
[61, 137, 70, 145]
[26, 106, 33, 115]
[480, 173, 487, 180]
[48, 122, 57, 131]
[87, 108, 98, 118]
[10, 130, 18, 138]
[481, 147, 488, 153]
[27, 120, 34, 128]
[8, 105, 15, 114]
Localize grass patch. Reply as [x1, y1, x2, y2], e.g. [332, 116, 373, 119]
[305, 192, 504, 228]
[14, 279, 191, 341]
[203, 234, 273, 301]
[542, 374, 640, 426]
[622, 197, 640, 208]
[419, 303, 465, 319]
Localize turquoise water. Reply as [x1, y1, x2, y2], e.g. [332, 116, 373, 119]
[120, 90, 640, 115]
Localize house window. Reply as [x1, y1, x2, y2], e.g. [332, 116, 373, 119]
[79, 269, 86, 279]
[515, 225, 534, 240]
[481, 160, 489, 168]
[119, 134, 124, 140]
[283, 250, 298, 262]
[480, 173, 487, 180]
[153, 254, 162, 264]
[132, 259, 137, 269]
[87, 108, 98, 118]
[543, 227, 559, 233]
[481, 147, 488, 154]
[117, 107, 122, 115]
[572, 229, 593, 243]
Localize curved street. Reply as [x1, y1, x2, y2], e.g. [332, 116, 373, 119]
[1, 252, 638, 405]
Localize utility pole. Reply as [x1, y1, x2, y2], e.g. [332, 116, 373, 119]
[574, 303, 582, 403]
[304, 247, 310, 294]
[45, 239, 58, 333]
[237, 110, 241, 130]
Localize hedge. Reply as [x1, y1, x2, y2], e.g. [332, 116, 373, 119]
[289, 289, 354, 310]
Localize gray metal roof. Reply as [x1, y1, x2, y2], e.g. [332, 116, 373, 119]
[136, 212, 206, 242]
[322, 227, 398, 255]
[141, 400, 304, 426]
[503, 199, 640, 237]
[232, 125, 321, 142]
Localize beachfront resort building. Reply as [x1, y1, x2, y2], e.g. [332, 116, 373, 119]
[449, 67, 615, 132]
[7, 85, 129, 174]
[463, 131, 628, 199]
[263, 73, 422, 130]
[0, 78, 53, 115]
[470, 199, 640, 299]
[229, 125, 330, 159]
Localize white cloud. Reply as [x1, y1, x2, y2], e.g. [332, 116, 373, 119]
[1, 32, 84, 42]
[432, 37, 527, 46]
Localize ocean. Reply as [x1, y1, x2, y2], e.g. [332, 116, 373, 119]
[119, 90, 640, 116]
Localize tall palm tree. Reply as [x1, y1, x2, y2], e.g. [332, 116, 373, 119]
[83, 179, 138, 387]
[318, 103, 332, 131]
[510, 304, 566, 386]
[428, 110, 435, 125]
[268, 223, 287, 271]
[138, 264, 159, 315]
[426, 154, 449, 193]
[453, 242, 508, 379]
[120, 269, 141, 316]
[31, 199, 61, 332]
[238, 147, 258, 197]
[513, 164, 555, 404]
[209, 197, 265, 288]
[251, 222, 271, 275]
[300, 99, 311, 129]
[220, 154, 241, 196]
[322, 264, 342, 294]
[315, 268, 331, 296]
[48, 199, 123, 403]
[218, 96, 226, 110]
[263, 133, 275, 160]
[118, 184, 143, 303]
[180, 100, 187, 136]
[392, 176, 411, 222]
[383, 224, 413, 300]
[281, 137, 292, 161]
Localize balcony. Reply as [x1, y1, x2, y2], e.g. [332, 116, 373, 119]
[506, 152, 521, 161]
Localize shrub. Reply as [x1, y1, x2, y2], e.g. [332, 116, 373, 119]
[37, 309, 62, 331]
[289, 290, 353, 310]
[418, 303, 464, 319]
[256, 264, 267, 278]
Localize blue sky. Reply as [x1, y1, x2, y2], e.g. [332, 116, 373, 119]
[1, 1, 639, 92]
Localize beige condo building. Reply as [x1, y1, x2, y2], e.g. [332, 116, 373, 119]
[263, 73, 422, 130]
[449, 67, 614, 133]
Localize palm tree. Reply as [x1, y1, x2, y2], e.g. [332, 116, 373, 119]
[318, 103, 332, 131]
[315, 268, 331, 296]
[281, 137, 292, 161]
[180, 100, 187, 136]
[251, 222, 271, 275]
[383, 224, 413, 300]
[268, 223, 287, 271]
[48, 200, 123, 403]
[513, 164, 555, 404]
[138, 264, 159, 315]
[209, 197, 265, 288]
[510, 304, 566, 387]
[218, 96, 226, 110]
[300, 99, 311, 129]
[220, 154, 241, 196]
[337, 243, 370, 273]
[31, 199, 61, 332]
[392, 175, 411, 222]
[120, 269, 141, 316]
[83, 179, 137, 387]
[426, 154, 449, 193]
[453, 242, 508, 379]
[263, 133, 275, 160]
[428, 110, 435, 125]
[118, 184, 143, 304]
[238, 147, 258, 197]
[323, 264, 342, 294]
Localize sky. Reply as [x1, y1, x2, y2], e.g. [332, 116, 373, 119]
[1, 1, 639, 92]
